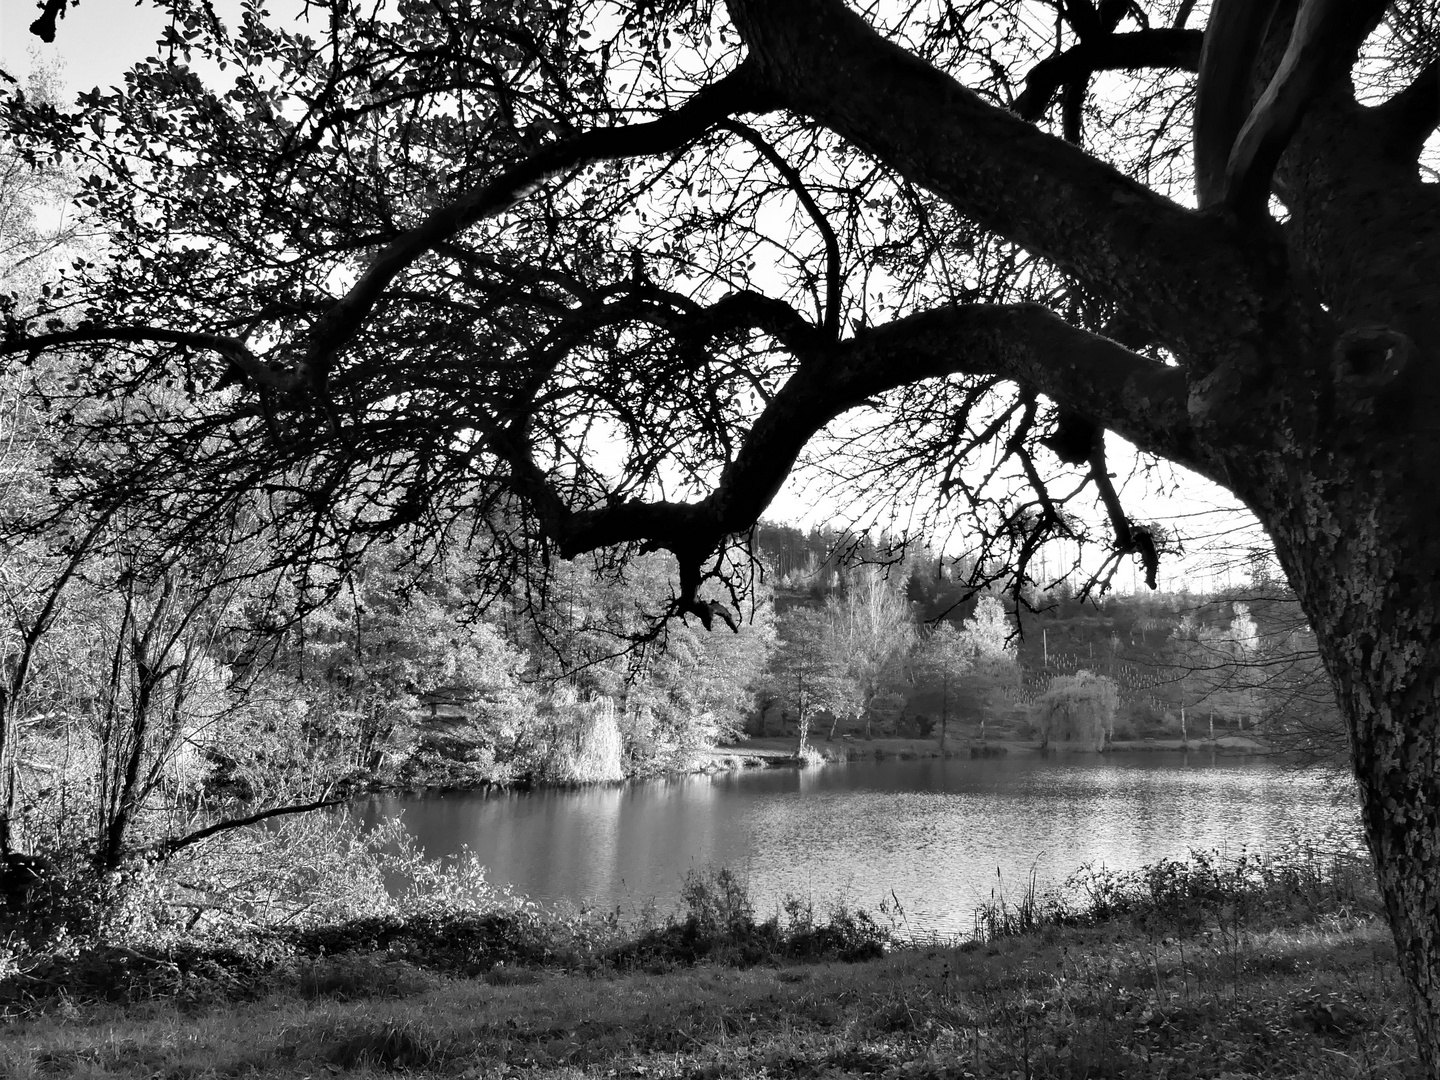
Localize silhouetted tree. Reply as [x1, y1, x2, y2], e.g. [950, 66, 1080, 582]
[7, 0, 1440, 1060]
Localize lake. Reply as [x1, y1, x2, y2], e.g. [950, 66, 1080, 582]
[355, 751, 1358, 936]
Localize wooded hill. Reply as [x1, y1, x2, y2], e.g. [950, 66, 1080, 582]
[752, 521, 1340, 758]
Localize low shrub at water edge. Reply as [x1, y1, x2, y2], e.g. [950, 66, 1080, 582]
[973, 842, 1377, 942]
[0, 864, 888, 1010]
[3, 821, 1374, 1013]
[608, 868, 889, 969]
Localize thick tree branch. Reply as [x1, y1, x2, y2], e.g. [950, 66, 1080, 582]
[524, 303, 1199, 614]
[1194, 0, 1284, 209]
[725, 0, 1264, 361]
[151, 798, 343, 860]
[1, 326, 287, 389]
[1061, 80, 1086, 145]
[721, 120, 843, 340]
[820, 305, 1203, 477]
[28, 0, 67, 43]
[1085, 431, 1159, 589]
[1372, 60, 1440, 163]
[1012, 29, 1203, 122]
[303, 60, 776, 383]
[1224, 0, 1393, 216]
[683, 288, 826, 353]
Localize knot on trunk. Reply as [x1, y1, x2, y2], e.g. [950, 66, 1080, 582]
[1333, 326, 1413, 390]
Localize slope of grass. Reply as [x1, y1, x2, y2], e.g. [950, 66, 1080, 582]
[1, 915, 1418, 1079]
[1, 853, 1423, 1079]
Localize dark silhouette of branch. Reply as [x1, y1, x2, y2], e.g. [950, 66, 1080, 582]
[695, 599, 740, 632]
[29, 0, 67, 43]
[1013, 29, 1203, 122]
[547, 301, 1196, 567]
[721, 120, 844, 340]
[153, 798, 343, 860]
[687, 290, 823, 352]
[1372, 60, 1440, 162]
[1223, 0, 1392, 216]
[2, 326, 287, 389]
[304, 60, 777, 383]
[455, 298, 1193, 629]
[1084, 428, 1159, 589]
[1061, 79, 1086, 144]
[729, 1, 1262, 360]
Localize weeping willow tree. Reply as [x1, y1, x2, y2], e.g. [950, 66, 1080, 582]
[1033, 670, 1120, 751]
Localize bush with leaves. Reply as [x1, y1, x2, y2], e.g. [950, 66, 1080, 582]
[1031, 670, 1120, 750]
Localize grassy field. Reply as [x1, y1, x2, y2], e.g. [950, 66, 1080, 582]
[0, 850, 1423, 1079]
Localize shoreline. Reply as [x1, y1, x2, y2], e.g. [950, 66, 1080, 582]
[692, 732, 1273, 772]
[2, 850, 1408, 1077]
[375, 733, 1277, 797]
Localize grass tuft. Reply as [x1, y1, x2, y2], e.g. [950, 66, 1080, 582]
[327, 1019, 443, 1069]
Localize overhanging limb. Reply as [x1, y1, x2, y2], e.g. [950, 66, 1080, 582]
[1222, 0, 1393, 217]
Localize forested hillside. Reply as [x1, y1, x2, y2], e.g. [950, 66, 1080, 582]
[755, 522, 1342, 756]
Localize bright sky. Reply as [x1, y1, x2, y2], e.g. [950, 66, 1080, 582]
[2, 2, 171, 93]
[1, 1, 1270, 595]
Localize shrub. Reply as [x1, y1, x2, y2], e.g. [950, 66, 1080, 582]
[973, 843, 1376, 943]
[610, 868, 889, 969]
[1031, 671, 1119, 749]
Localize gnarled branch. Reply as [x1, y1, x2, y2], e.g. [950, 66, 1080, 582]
[304, 60, 778, 383]
[507, 301, 1198, 618]
[721, 120, 844, 340]
[726, 0, 1262, 361]
[1223, 0, 1392, 216]
[1013, 29, 1203, 122]
[1194, 0, 1284, 209]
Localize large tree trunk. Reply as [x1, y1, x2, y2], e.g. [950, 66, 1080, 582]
[1211, 296, 1440, 1062]
[1340, 621, 1440, 1067]
[1255, 460, 1440, 1063]
[1187, 52, 1440, 1062]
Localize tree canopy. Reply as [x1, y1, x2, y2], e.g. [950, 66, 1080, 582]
[0, 0, 1271, 612]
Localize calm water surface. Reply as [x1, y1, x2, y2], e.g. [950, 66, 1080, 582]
[356, 752, 1355, 935]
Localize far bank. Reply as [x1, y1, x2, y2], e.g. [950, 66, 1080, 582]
[694, 731, 1273, 772]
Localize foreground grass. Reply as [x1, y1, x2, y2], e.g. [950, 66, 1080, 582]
[1, 897, 1421, 1078]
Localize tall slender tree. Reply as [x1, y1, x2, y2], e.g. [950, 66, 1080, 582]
[824, 568, 914, 738]
[915, 621, 970, 752]
[766, 607, 842, 752]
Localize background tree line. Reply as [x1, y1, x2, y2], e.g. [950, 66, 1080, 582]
[0, 447, 1345, 886]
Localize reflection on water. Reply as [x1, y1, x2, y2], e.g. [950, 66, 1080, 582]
[354, 752, 1355, 934]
